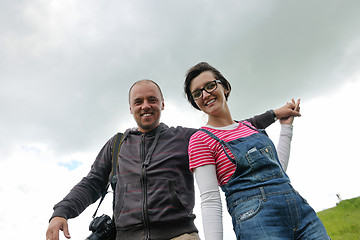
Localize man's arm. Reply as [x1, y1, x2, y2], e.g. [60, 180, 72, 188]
[245, 100, 301, 129]
[46, 135, 116, 240]
[245, 110, 275, 129]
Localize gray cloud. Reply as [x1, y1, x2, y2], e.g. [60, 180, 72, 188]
[1, 0, 360, 158]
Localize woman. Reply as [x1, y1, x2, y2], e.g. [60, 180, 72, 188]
[184, 62, 329, 239]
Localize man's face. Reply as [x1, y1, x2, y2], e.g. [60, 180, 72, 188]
[129, 82, 164, 132]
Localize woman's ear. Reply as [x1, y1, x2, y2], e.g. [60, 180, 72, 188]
[224, 90, 230, 100]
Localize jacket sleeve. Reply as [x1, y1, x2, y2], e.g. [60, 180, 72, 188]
[244, 110, 275, 129]
[50, 135, 116, 220]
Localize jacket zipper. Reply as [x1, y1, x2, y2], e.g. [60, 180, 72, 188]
[141, 134, 150, 240]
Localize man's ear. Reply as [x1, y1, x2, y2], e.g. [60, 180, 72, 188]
[129, 106, 133, 114]
[161, 99, 165, 110]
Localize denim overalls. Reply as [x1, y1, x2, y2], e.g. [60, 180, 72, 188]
[200, 123, 329, 240]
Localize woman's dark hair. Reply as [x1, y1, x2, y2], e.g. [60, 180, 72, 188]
[184, 62, 231, 110]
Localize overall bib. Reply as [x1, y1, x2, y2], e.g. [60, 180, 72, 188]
[200, 123, 329, 240]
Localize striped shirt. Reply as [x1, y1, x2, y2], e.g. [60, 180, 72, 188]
[188, 121, 258, 185]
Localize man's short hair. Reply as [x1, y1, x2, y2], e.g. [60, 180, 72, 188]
[128, 79, 164, 103]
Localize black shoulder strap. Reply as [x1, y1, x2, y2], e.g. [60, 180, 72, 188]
[92, 132, 124, 218]
[110, 132, 124, 191]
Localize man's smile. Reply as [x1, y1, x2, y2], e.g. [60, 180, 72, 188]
[141, 112, 153, 117]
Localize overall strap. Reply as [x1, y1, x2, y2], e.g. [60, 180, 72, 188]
[199, 128, 236, 162]
[199, 128, 223, 142]
[239, 121, 268, 137]
[239, 121, 259, 132]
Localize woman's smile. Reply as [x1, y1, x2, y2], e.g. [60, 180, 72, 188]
[204, 98, 216, 106]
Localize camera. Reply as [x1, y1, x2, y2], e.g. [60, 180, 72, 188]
[85, 214, 116, 240]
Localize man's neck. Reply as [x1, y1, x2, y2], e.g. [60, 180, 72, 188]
[137, 123, 161, 133]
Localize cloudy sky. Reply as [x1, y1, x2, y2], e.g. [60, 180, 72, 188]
[1, 0, 360, 239]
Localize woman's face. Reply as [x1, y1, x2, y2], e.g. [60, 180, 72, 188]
[190, 70, 228, 116]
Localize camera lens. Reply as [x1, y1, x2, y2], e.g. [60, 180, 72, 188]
[85, 214, 116, 240]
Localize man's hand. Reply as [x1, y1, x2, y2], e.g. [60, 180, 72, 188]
[46, 217, 71, 240]
[277, 99, 301, 125]
[274, 99, 301, 120]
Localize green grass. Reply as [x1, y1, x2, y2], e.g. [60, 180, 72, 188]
[317, 196, 360, 240]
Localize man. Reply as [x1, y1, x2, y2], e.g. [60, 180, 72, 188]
[46, 80, 300, 240]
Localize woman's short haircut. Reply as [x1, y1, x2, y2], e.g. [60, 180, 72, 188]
[184, 62, 231, 110]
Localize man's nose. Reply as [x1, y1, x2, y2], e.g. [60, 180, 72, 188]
[141, 100, 151, 109]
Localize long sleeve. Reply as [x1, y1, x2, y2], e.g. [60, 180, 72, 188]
[50, 135, 116, 220]
[194, 165, 223, 240]
[277, 124, 293, 171]
[245, 110, 275, 130]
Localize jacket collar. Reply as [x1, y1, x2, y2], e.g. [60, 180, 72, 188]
[128, 122, 168, 135]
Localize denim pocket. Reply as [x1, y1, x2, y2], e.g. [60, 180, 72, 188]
[245, 145, 283, 182]
[230, 197, 263, 223]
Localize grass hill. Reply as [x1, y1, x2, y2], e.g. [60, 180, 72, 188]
[317, 196, 360, 239]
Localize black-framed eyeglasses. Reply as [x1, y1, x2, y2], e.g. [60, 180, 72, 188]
[191, 80, 222, 101]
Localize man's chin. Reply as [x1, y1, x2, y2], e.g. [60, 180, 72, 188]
[139, 122, 158, 132]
